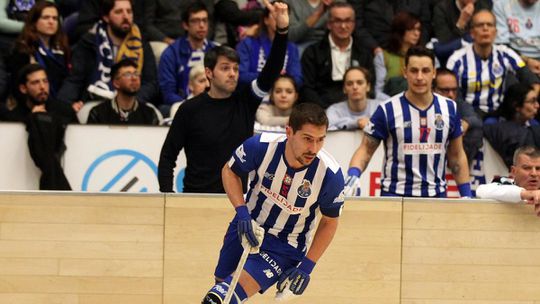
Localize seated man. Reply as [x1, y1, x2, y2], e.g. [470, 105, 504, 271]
[87, 59, 160, 125]
[476, 145, 540, 216]
[58, 0, 157, 110]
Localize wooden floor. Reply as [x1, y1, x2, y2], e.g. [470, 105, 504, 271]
[0, 192, 539, 303]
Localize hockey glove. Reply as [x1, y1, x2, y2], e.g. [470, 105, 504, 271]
[236, 205, 260, 248]
[277, 257, 315, 295]
[343, 167, 362, 196]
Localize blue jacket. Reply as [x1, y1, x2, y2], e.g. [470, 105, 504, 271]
[236, 33, 302, 87]
[158, 37, 217, 105]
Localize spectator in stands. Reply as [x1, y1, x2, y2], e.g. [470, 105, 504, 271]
[237, 1, 302, 86]
[158, 0, 289, 193]
[476, 145, 540, 216]
[213, 0, 263, 47]
[286, 0, 336, 54]
[12, 64, 75, 190]
[9, 1, 70, 100]
[255, 74, 298, 128]
[432, 0, 492, 44]
[494, 0, 540, 76]
[326, 66, 379, 131]
[166, 64, 209, 123]
[57, 0, 157, 112]
[483, 83, 539, 168]
[447, 10, 540, 117]
[158, 1, 217, 115]
[434, 67, 483, 166]
[87, 59, 159, 125]
[374, 11, 421, 98]
[0, 0, 40, 52]
[301, 2, 373, 109]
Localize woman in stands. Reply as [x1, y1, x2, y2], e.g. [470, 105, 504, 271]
[9, 1, 70, 98]
[255, 74, 298, 130]
[374, 11, 421, 98]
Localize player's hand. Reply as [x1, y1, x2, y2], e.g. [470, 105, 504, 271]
[236, 205, 260, 248]
[263, 0, 289, 30]
[277, 257, 315, 295]
[343, 167, 362, 196]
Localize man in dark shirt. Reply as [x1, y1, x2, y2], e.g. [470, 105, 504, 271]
[87, 59, 159, 125]
[157, 0, 289, 193]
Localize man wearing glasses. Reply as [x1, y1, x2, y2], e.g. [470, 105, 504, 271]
[301, 2, 374, 109]
[87, 59, 160, 125]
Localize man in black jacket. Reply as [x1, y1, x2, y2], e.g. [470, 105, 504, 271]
[301, 2, 374, 109]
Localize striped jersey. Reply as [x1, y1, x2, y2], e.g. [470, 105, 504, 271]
[364, 92, 462, 197]
[228, 133, 345, 252]
[446, 43, 526, 113]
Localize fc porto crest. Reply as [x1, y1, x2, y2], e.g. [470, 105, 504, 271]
[493, 63, 503, 76]
[434, 114, 445, 130]
[297, 179, 312, 198]
[526, 18, 533, 30]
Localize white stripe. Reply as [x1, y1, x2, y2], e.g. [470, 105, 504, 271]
[251, 79, 267, 99]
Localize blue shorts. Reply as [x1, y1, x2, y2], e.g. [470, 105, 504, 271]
[214, 217, 304, 293]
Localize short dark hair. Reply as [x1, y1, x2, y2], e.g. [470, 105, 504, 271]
[101, 0, 133, 17]
[17, 63, 45, 87]
[434, 67, 457, 88]
[288, 103, 328, 132]
[498, 83, 535, 121]
[343, 66, 371, 84]
[405, 45, 435, 67]
[204, 45, 239, 70]
[111, 58, 138, 79]
[513, 145, 540, 165]
[181, 1, 208, 25]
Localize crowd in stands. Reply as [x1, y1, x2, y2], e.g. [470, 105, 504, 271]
[0, 0, 539, 197]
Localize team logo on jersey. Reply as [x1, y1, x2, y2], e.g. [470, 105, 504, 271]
[526, 18, 533, 29]
[434, 114, 445, 130]
[365, 121, 376, 135]
[403, 120, 412, 128]
[264, 172, 275, 181]
[493, 63, 503, 77]
[333, 191, 345, 204]
[297, 180, 312, 198]
[235, 144, 247, 163]
[263, 269, 274, 278]
[283, 174, 292, 185]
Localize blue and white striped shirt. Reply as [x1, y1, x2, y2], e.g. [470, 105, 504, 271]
[228, 133, 345, 252]
[364, 92, 462, 197]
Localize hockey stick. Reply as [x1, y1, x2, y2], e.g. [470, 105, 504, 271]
[223, 243, 251, 304]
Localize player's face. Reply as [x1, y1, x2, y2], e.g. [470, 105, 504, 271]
[113, 66, 141, 96]
[183, 10, 209, 42]
[344, 69, 369, 104]
[36, 7, 59, 37]
[512, 154, 540, 190]
[434, 74, 459, 100]
[188, 73, 209, 96]
[19, 70, 49, 104]
[404, 56, 435, 96]
[471, 11, 497, 47]
[286, 123, 327, 168]
[327, 7, 355, 42]
[403, 22, 421, 47]
[206, 56, 239, 96]
[271, 78, 297, 111]
[104, 0, 133, 38]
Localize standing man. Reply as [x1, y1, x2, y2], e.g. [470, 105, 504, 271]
[158, 1, 218, 111]
[202, 103, 345, 303]
[344, 46, 472, 198]
[158, 0, 289, 193]
[87, 59, 160, 125]
[477, 145, 540, 216]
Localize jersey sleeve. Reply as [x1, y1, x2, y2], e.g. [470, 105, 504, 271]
[364, 104, 389, 140]
[448, 100, 463, 139]
[228, 134, 265, 177]
[318, 168, 345, 218]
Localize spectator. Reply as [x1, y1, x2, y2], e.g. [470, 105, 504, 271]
[432, 0, 492, 44]
[494, 0, 540, 76]
[166, 64, 209, 123]
[158, 0, 289, 193]
[9, 1, 70, 100]
[286, 0, 336, 53]
[301, 2, 373, 109]
[326, 66, 379, 131]
[158, 1, 217, 114]
[447, 9, 540, 116]
[237, 1, 302, 86]
[255, 74, 298, 128]
[344, 46, 471, 198]
[476, 145, 540, 216]
[434, 67, 483, 166]
[57, 0, 157, 112]
[213, 0, 263, 46]
[483, 83, 539, 168]
[10, 64, 75, 190]
[87, 59, 159, 125]
[374, 11, 421, 98]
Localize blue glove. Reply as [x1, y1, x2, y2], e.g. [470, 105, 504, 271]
[277, 257, 316, 295]
[343, 167, 362, 196]
[236, 205, 259, 247]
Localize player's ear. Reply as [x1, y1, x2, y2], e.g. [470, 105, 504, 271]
[286, 125, 293, 138]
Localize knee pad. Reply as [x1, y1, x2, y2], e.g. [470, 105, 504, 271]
[201, 281, 247, 304]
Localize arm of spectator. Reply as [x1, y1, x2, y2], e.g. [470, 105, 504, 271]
[285, 43, 303, 87]
[57, 39, 94, 104]
[351, 0, 378, 51]
[256, 103, 288, 127]
[141, 0, 167, 42]
[455, 3, 474, 34]
[158, 46, 184, 105]
[373, 52, 387, 99]
[476, 183, 525, 203]
[419, 1, 432, 44]
[137, 40, 158, 104]
[158, 107, 187, 192]
[300, 45, 323, 106]
[493, 0, 509, 44]
[447, 135, 470, 186]
[73, 0, 100, 40]
[0, 0, 23, 34]
[287, 0, 326, 43]
[456, 97, 482, 130]
[214, 0, 262, 27]
[236, 38, 258, 84]
[432, 2, 454, 43]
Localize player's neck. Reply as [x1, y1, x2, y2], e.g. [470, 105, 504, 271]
[405, 90, 433, 110]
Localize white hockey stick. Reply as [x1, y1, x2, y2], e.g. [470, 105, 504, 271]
[223, 244, 251, 304]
